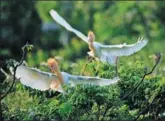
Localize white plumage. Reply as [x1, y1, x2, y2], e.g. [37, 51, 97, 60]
[15, 66, 55, 91]
[50, 10, 148, 65]
[13, 65, 119, 94]
[93, 38, 148, 65]
[49, 10, 88, 43]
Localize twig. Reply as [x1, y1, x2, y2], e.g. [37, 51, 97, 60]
[105, 56, 119, 77]
[0, 42, 28, 101]
[99, 53, 161, 120]
[122, 74, 145, 100]
[0, 67, 17, 101]
[122, 53, 161, 100]
[80, 57, 94, 75]
[0, 68, 9, 79]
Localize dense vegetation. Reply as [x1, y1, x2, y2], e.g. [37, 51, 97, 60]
[0, 1, 165, 121]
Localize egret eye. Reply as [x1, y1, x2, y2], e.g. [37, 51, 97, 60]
[47, 58, 56, 67]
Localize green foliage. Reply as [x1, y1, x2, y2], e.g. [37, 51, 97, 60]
[22, 44, 34, 52]
[1, 1, 165, 121]
[56, 38, 88, 61]
[2, 60, 165, 120]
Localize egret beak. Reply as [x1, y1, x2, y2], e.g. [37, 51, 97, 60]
[50, 66, 55, 73]
[47, 57, 65, 85]
[88, 31, 95, 43]
[47, 58, 57, 73]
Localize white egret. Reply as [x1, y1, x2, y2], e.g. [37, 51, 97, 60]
[12, 58, 119, 93]
[49, 10, 148, 65]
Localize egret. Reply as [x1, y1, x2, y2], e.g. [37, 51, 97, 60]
[49, 10, 148, 65]
[12, 58, 119, 93]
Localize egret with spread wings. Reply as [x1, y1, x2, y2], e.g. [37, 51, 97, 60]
[50, 10, 148, 65]
[12, 58, 119, 93]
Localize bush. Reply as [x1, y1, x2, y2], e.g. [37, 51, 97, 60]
[2, 59, 165, 121]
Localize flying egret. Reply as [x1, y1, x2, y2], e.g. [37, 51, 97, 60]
[12, 58, 119, 93]
[49, 10, 148, 65]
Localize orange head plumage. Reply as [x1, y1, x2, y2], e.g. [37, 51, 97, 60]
[47, 57, 64, 85]
[47, 58, 59, 72]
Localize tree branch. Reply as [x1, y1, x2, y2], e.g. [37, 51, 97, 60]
[80, 56, 94, 75]
[122, 53, 161, 100]
[0, 42, 29, 101]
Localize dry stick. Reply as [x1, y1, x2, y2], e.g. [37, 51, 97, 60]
[0, 69, 10, 86]
[0, 68, 9, 78]
[102, 53, 161, 120]
[0, 43, 28, 101]
[80, 57, 94, 75]
[0, 48, 26, 121]
[122, 53, 161, 100]
[106, 56, 119, 77]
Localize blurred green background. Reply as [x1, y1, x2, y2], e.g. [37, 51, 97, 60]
[1, 1, 165, 121]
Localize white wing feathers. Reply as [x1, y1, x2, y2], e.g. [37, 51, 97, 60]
[12, 65, 118, 93]
[99, 37, 148, 56]
[68, 75, 119, 87]
[100, 54, 117, 65]
[49, 10, 88, 43]
[15, 65, 57, 91]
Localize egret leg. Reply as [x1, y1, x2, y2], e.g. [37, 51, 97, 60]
[93, 59, 100, 76]
[105, 56, 118, 77]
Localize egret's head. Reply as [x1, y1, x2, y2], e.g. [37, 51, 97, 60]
[47, 58, 59, 72]
[88, 31, 95, 43]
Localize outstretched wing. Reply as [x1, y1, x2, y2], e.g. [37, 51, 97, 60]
[99, 37, 148, 56]
[49, 10, 88, 43]
[14, 65, 58, 91]
[68, 74, 119, 86]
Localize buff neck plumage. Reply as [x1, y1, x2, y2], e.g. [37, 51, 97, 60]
[88, 31, 95, 54]
[47, 58, 64, 85]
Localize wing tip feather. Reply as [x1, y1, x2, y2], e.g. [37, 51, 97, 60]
[49, 9, 55, 14]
